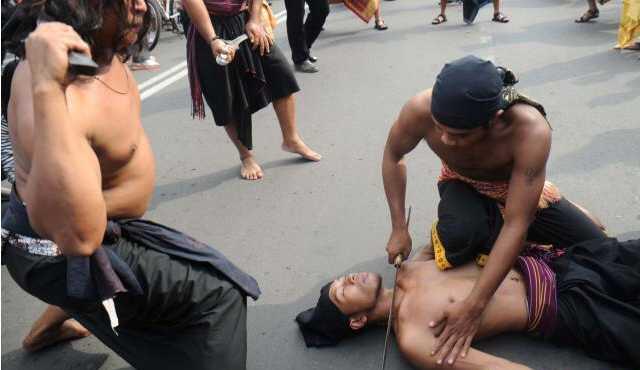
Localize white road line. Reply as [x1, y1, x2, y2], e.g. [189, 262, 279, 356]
[138, 8, 290, 101]
[138, 61, 188, 91]
[141, 68, 189, 100]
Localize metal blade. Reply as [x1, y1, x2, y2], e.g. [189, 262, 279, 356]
[381, 206, 412, 370]
[226, 34, 249, 48]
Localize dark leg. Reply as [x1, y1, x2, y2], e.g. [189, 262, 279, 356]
[304, 0, 330, 49]
[433, 181, 503, 269]
[284, 0, 310, 64]
[527, 198, 607, 248]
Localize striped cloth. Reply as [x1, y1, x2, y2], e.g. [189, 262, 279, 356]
[1, 116, 15, 183]
[516, 251, 559, 337]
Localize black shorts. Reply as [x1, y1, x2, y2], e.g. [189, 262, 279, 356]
[431, 180, 607, 270]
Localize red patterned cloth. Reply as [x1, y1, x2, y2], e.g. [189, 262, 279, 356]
[438, 163, 561, 212]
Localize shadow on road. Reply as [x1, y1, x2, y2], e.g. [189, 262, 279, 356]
[2, 345, 109, 370]
[149, 157, 310, 209]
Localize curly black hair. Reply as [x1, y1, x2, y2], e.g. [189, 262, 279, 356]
[2, 0, 151, 66]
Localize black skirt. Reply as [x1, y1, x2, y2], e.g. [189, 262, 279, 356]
[192, 11, 300, 150]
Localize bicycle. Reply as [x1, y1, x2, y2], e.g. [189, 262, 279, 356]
[146, 0, 184, 51]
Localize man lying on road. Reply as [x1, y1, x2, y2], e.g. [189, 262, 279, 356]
[296, 238, 640, 369]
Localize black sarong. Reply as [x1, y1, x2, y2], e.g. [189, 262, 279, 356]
[550, 238, 640, 367]
[2, 190, 259, 370]
[189, 11, 300, 150]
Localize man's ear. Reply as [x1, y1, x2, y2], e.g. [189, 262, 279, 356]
[349, 314, 368, 331]
[490, 109, 505, 127]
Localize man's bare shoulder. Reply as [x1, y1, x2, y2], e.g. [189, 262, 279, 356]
[508, 103, 551, 141]
[401, 89, 432, 120]
[395, 89, 433, 137]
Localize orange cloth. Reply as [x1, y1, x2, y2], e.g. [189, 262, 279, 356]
[332, 0, 379, 23]
[438, 163, 561, 212]
[261, 0, 278, 39]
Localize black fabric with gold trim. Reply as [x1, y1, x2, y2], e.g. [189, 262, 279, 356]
[430, 181, 607, 270]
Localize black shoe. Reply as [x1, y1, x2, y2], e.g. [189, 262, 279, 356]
[294, 60, 319, 73]
[308, 54, 318, 63]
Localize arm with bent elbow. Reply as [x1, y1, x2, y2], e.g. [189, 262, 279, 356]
[21, 24, 107, 257]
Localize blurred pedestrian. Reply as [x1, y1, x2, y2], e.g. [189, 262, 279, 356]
[285, 0, 329, 72]
[183, 0, 321, 180]
[432, 0, 508, 25]
[615, 0, 640, 50]
[575, 0, 610, 23]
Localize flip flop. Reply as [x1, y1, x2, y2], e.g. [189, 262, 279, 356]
[374, 19, 389, 30]
[575, 9, 599, 23]
[492, 12, 510, 23]
[432, 13, 447, 25]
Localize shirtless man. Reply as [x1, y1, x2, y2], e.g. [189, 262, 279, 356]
[296, 239, 640, 369]
[2, 0, 258, 368]
[382, 55, 607, 364]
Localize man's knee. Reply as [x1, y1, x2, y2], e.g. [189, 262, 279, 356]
[432, 216, 491, 269]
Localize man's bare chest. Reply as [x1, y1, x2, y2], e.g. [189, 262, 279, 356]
[424, 135, 514, 181]
[91, 116, 143, 175]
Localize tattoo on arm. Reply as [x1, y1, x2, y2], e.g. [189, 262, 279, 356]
[524, 167, 539, 185]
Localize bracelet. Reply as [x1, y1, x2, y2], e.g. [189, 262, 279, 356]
[210, 36, 221, 44]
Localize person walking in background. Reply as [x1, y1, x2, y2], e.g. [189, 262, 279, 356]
[285, 0, 329, 72]
[575, 0, 611, 23]
[432, 0, 508, 25]
[183, 0, 321, 180]
[615, 0, 640, 50]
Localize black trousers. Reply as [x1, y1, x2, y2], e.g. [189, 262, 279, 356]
[551, 238, 640, 367]
[3, 235, 247, 370]
[284, 0, 330, 64]
[431, 180, 607, 269]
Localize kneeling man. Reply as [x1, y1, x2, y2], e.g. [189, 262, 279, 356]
[296, 238, 640, 369]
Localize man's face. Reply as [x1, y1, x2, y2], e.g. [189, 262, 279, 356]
[432, 116, 488, 147]
[329, 272, 382, 316]
[102, 0, 147, 48]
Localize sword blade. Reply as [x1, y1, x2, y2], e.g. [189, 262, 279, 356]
[381, 206, 412, 370]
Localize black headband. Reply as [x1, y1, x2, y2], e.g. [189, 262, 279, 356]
[431, 55, 512, 129]
[295, 282, 353, 347]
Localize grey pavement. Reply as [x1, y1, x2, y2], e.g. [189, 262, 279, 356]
[2, 0, 639, 369]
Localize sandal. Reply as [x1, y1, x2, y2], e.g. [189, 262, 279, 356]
[575, 9, 599, 23]
[492, 12, 510, 23]
[432, 13, 447, 25]
[374, 19, 389, 30]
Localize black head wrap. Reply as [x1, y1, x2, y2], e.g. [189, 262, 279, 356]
[295, 282, 353, 347]
[431, 55, 511, 129]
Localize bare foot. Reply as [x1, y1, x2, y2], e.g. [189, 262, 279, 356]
[23, 319, 90, 353]
[282, 139, 322, 161]
[240, 156, 263, 180]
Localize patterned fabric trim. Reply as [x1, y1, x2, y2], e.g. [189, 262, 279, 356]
[1, 228, 62, 256]
[475, 253, 488, 267]
[431, 220, 452, 270]
[516, 254, 557, 337]
[1, 116, 15, 183]
[438, 164, 562, 212]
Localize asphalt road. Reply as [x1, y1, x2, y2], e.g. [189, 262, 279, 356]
[2, 0, 639, 369]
